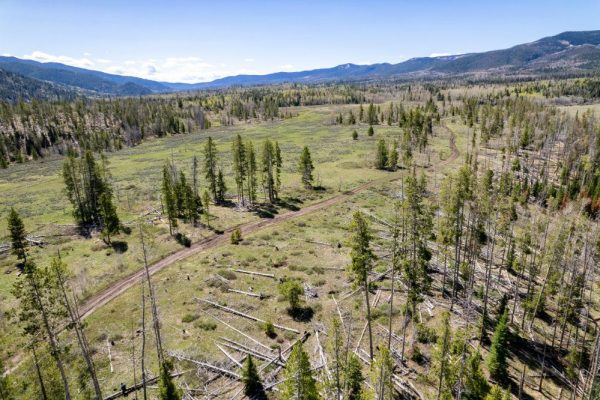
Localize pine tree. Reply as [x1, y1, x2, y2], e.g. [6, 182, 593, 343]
[298, 146, 314, 189]
[388, 140, 399, 170]
[348, 211, 375, 359]
[232, 134, 247, 205]
[7, 207, 27, 263]
[274, 141, 282, 197]
[99, 192, 120, 244]
[162, 164, 178, 235]
[375, 139, 388, 169]
[352, 130, 358, 140]
[243, 356, 266, 400]
[158, 359, 182, 400]
[202, 190, 211, 228]
[403, 169, 432, 320]
[246, 140, 257, 205]
[261, 140, 276, 202]
[63, 150, 118, 228]
[204, 136, 218, 202]
[12, 261, 72, 399]
[432, 311, 452, 400]
[280, 342, 320, 400]
[487, 310, 509, 382]
[344, 354, 364, 400]
[216, 169, 227, 203]
[371, 346, 395, 400]
[368, 125, 374, 136]
[463, 351, 489, 400]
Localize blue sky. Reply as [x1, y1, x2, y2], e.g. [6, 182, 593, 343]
[1, 0, 598, 83]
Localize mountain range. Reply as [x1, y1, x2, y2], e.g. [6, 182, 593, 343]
[1, 30, 599, 100]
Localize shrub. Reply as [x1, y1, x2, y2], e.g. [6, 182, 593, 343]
[352, 130, 358, 140]
[231, 228, 242, 244]
[416, 323, 438, 344]
[263, 320, 276, 338]
[194, 320, 217, 331]
[182, 313, 200, 323]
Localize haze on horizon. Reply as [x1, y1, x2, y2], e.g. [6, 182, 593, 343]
[1, 0, 599, 83]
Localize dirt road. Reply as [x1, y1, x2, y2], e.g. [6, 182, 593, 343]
[78, 139, 459, 320]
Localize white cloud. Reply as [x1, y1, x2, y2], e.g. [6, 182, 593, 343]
[18, 51, 269, 83]
[83, 52, 92, 57]
[2, 53, 12, 57]
[430, 52, 451, 58]
[23, 51, 95, 68]
[279, 64, 294, 70]
[244, 58, 255, 63]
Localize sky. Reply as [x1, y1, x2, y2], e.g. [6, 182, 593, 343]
[1, 0, 599, 83]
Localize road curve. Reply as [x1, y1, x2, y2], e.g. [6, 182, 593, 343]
[79, 139, 459, 320]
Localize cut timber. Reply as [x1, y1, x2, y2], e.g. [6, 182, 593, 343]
[216, 343, 244, 368]
[102, 372, 184, 400]
[169, 352, 241, 380]
[204, 311, 272, 352]
[227, 288, 266, 299]
[234, 269, 275, 279]
[196, 298, 300, 334]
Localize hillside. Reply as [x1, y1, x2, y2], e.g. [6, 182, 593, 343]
[1, 30, 599, 99]
[0, 68, 83, 102]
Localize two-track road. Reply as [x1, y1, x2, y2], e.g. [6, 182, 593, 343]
[79, 140, 459, 320]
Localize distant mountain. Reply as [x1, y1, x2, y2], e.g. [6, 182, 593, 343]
[0, 68, 83, 102]
[0, 30, 599, 100]
[0, 56, 171, 96]
[194, 31, 600, 88]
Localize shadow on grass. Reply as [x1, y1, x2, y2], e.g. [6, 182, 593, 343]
[111, 241, 128, 254]
[287, 306, 314, 322]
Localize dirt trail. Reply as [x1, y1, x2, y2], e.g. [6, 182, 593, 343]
[79, 139, 459, 320]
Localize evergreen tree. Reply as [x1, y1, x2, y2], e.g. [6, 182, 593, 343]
[348, 211, 375, 359]
[202, 190, 211, 228]
[368, 125, 374, 136]
[403, 169, 432, 319]
[375, 139, 388, 169]
[432, 311, 452, 400]
[7, 207, 27, 263]
[12, 261, 71, 398]
[345, 354, 364, 400]
[388, 140, 399, 170]
[352, 130, 358, 140]
[298, 146, 314, 189]
[162, 164, 178, 235]
[260, 140, 283, 202]
[274, 141, 283, 196]
[246, 140, 258, 205]
[463, 351, 489, 400]
[487, 310, 509, 382]
[232, 134, 247, 205]
[98, 191, 120, 244]
[279, 279, 304, 311]
[243, 356, 266, 400]
[158, 359, 182, 400]
[216, 169, 227, 203]
[280, 342, 320, 400]
[204, 136, 218, 202]
[63, 150, 118, 228]
[370, 346, 395, 400]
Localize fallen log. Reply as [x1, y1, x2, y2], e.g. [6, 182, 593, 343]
[196, 298, 300, 334]
[234, 269, 275, 279]
[227, 288, 266, 299]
